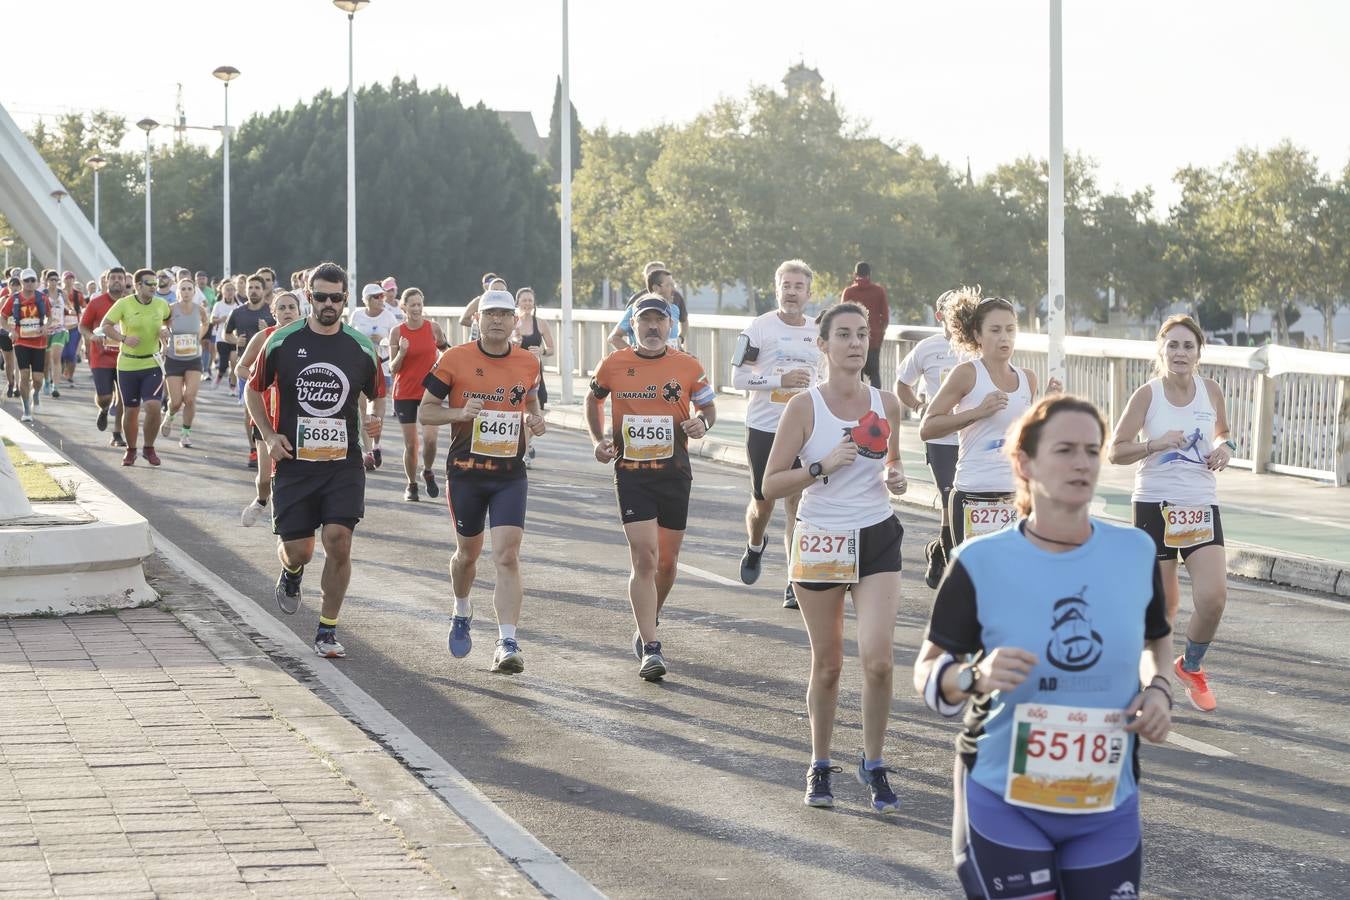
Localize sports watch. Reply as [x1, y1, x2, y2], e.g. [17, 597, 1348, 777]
[956, 665, 979, 695]
[808, 461, 824, 480]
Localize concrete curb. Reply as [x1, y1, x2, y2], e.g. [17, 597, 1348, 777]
[150, 555, 543, 898]
[543, 404, 1350, 601]
[0, 409, 156, 614]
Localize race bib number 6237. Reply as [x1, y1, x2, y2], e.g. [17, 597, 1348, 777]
[788, 523, 858, 584]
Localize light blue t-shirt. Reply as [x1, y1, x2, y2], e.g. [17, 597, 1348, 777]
[928, 519, 1168, 808]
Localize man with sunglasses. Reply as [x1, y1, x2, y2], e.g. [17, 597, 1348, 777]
[1, 268, 51, 423]
[81, 267, 128, 446]
[247, 262, 383, 659]
[100, 268, 171, 465]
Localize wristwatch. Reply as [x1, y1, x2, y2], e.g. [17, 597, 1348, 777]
[808, 461, 824, 480]
[956, 665, 979, 695]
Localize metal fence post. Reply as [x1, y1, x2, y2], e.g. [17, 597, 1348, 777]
[1251, 373, 1276, 474]
[1334, 377, 1349, 486]
[1108, 358, 1127, 429]
[708, 329, 721, 393]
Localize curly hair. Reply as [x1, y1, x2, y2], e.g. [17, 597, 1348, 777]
[946, 285, 1016, 354]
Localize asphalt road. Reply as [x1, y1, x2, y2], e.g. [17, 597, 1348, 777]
[13, 377, 1350, 899]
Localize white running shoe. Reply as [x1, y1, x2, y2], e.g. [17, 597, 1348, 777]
[240, 499, 266, 527]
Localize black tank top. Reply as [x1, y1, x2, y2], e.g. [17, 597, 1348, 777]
[517, 315, 543, 351]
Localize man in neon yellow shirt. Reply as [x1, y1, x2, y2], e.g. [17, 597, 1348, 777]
[101, 267, 171, 467]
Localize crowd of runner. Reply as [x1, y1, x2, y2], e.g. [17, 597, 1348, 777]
[0, 255, 1239, 899]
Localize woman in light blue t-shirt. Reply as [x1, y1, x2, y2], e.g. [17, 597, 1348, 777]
[914, 395, 1173, 900]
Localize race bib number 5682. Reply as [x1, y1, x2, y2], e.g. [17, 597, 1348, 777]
[296, 416, 348, 462]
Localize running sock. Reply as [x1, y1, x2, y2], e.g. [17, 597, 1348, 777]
[20, 394, 31, 415]
[863, 758, 885, 771]
[318, 615, 338, 629]
[498, 624, 517, 641]
[747, 540, 765, 553]
[453, 597, 472, 617]
[812, 759, 832, 769]
[255, 497, 268, 507]
[283, 562, 303, 575]
[181, 426, 191, 435]
[1182, 639, 1211, 672]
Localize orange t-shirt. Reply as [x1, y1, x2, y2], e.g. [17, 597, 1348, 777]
[590, 347, 714, 480]
[423, 341, 542, 479]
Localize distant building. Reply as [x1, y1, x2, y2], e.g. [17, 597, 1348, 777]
[495, 110, 547, 161]
[783, 62, 824, 96]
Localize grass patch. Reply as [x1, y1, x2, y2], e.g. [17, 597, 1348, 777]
[3, 437, 75, 502]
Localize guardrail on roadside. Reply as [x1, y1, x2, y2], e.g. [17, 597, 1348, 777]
[424, 306, 1350, 486]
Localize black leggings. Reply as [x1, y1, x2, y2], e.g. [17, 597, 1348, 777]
[216, 341, 236, 379]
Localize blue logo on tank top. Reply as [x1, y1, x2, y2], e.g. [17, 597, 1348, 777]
[1046, 587, 1104, 672]
[1158, 428, 1208, 466]
[983, 438, 1006, 452]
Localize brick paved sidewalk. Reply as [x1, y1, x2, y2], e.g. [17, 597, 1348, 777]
[0, 608, 534, 899]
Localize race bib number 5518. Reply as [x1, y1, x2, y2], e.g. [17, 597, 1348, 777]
[1005, 703, 1127, 814]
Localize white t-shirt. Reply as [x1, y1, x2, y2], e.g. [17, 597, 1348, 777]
[733, 310, 822, 433]
[897, 332, 966, 447]
[349, 306, 401, 362]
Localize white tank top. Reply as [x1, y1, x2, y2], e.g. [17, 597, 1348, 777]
[953, 359, 1032, 493]
[797, 386, 894, 531]
[1133, 375, 1218, 506]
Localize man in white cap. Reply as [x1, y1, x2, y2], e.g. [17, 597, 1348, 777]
[348, 283, 400, 469]
[0, 268, 49, 422]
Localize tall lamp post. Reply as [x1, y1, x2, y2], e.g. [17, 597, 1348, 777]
[1046, 0, 1067, 389]
[84, 154, 107, 236]
[50, 190, 68, 275]
[2, 237, 13, 270]
[333, 0, 370, 304]
[213, 66, 241, 278]
[136, 118, 159, 269]
[559, 0, 574, 402]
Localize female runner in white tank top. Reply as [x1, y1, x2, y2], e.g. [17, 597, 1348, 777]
[762, 302, 909, 815]
[920, 289, 1056, 547]
[1109, 314, 1233, 713]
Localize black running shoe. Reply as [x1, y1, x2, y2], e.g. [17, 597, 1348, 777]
[739, 540, 766, 585]
[404, 483, 419, 502]
[110, 433, 127, 448]
[783, 583, 798, 610]
[924, 540, 945, 589]
[275, 566, 303, 615]
[423, 468, 439, 498]
[856, 759, 900, 813]
[805, 763, 843, 808]
[96, 408, 108, 432]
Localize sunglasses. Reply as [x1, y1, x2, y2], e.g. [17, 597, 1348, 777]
[22, 278, 36, 283]
[140, 280, 156, 287]
[311, 292, 345, 304]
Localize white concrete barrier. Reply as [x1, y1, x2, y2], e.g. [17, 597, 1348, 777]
[0, 411, 156, 615]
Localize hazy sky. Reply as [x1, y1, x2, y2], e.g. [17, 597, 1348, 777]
[6, 1, 1347, 211]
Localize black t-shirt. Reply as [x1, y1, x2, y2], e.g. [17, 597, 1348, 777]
[249, 320, 383, 472]
[226, 303, 275, 344]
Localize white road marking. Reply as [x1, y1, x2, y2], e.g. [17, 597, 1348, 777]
[677, 562, 745, 588]
[1166, 730, 1235, 758]
[151, 528, 603, 900]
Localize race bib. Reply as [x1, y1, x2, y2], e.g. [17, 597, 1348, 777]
[622, 415, 675, 461]
[771, 342, 816, 403]
[1162, 503, 1214, 548]
[1006, 703, 1127, 814]
[295, 416, 348, 462]
[788, 523, 858, 584]
[18, 317, 40, 338]
[172, 333, 200, 357]
[964, 499, 1018, 538]
[470, 409, 522, 458]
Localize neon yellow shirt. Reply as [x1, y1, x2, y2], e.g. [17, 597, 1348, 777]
[103, 295, 171, 371]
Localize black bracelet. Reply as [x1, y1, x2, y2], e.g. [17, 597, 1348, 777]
[1144, 683, 1173, 709]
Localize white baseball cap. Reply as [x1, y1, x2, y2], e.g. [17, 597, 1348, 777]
[361, 283, 385, 299]
[479, 289, 516, 312]
[19, 267, 37, 281]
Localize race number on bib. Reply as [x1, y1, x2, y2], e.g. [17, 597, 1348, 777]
[471, 409, 522, 458]
[295, 416, 348, 462]
[172, 333, 200, 357]
[18, 317, 41, 338]
[964, 499, 1018, 538]
[788, 523, 859, 584]
[622, 415, 675, 461]
[1005, 703, 1127, 814]
[1162, 503, 1214, 549]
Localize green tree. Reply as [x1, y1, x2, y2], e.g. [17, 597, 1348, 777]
[1304, 166, 1350, 348]
[571, 126, 665, 302]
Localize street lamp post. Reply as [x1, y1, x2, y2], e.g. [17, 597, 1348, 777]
[559, 0, 574, 402]
[333, 0, 370, 304]
[50, 190, 67, 275]
[213, 66, 241, 278]
[1046, 0, 1067, 389]
[84, 154, 107, 236]
[136, 118, 159, 269]
[2, 237, 13, 270]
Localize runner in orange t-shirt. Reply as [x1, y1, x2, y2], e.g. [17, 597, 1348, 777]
[586, 294, 717, 682]
[388, 288, 448, 502]
[419, 290, 545, 675]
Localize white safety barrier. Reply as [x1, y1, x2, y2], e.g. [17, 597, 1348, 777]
[425, 307, 1350, 486]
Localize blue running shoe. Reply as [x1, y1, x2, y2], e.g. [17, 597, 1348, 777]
[805, 763, 843, 808]
[448, 614, 473, 658]
[855, 759, 900, 813]
[274, 566, 303, 615]
[638, 641, 667, 681]
[739, 540, 765, 585]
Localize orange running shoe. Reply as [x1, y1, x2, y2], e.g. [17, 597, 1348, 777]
[1174, 656, 1217, 712]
